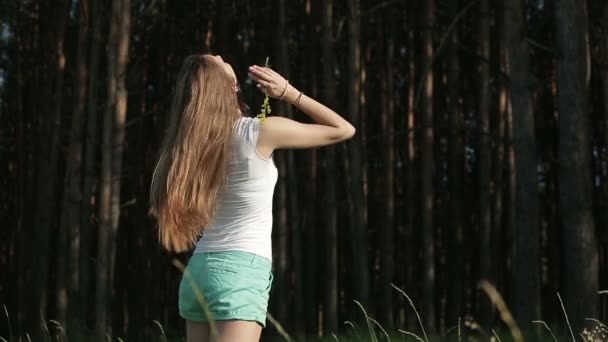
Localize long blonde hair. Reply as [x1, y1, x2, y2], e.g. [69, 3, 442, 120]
[149, 54, 240, 252]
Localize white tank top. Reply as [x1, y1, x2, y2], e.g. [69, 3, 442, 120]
[193, 117, 278, 260]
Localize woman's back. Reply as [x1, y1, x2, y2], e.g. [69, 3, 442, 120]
[194, 116, 278, 260]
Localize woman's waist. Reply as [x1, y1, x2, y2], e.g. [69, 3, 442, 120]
[194, 235, 272, 261]
[190, 249, 272, 268]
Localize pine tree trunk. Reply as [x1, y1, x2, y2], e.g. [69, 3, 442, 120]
[321, 0, 338, 333]
[54, 18, 71, 339]
[446, 0, 465, 326]
[420, 0, 436, 330]
[504, 0, 540, 329]
[346, 0, 369, 315]
[81, 0, 102, 332]
[602, 0, 608, 250]
[96, 0, 120, 336]
[499, 0, 517, 322]
[268, 0, 296, 328]
[378, 16, 395, 327]
[555, 0, 599, 332]
[13, 2, 30, 332]
[302, 0, 320, 334]
[55, 1, 88, 338]
[107, 0, 130, 336]
[477, 0, 494, 327]
[493, 0, 507, 306]
[30, 1, 70, 338]
[404, 12, 417, 328]
[275, 0, 303, 332]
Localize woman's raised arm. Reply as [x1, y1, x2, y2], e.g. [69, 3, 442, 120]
[248, 65, 355, 156]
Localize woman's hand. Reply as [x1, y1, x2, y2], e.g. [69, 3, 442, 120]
[248, 65, 291, 99]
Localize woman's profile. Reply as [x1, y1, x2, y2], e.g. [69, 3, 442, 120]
[149, 54, 355, 342]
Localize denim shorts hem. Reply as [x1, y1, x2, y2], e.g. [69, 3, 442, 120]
[179, 311, 267, 327]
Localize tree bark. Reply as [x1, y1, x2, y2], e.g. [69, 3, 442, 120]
[555, 0, 599, 332]
[13, 1, 31, 333]
[56, 1, 88, 338]
[602, 0, 608, 265]
[404, 9, 417, 328]
[302, 0, 320, 335]
[378, 15, 395, 328]
[420, 0, 437, 330]
[504, 0, 540, 330]
[95, 0, 118, 333]
[30, 1, 70, 338]
[346, 0, 370, 317]
[96, 0, 130, 338]
[275, 0, 303, 332]
[302, 0, 322, 336]
[446, 0, 465, 326]
[477, 0, 494, 328]
[81, 0, 102, 332]
[107, 0, 130, 335]
[321, 0, 338, 334]
[493, 0, 507, 311]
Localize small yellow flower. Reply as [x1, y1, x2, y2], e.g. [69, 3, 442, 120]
[257, 57, 271, 125]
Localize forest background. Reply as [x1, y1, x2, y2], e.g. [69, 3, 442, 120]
[0, 0, 607, 340]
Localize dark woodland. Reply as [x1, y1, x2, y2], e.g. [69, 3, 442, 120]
[0, 0, 607, 341]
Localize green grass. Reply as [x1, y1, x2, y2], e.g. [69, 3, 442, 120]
[3, 274, 606, 342]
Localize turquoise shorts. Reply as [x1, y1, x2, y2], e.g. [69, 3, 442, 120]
[178, 251, 273, 327]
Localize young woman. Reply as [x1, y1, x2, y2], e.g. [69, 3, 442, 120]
[149, 54, 355, 342]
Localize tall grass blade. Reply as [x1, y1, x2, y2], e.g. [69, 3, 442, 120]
[391, 283, 429, 342]
[556, 292, 576, 342]
[344, 321, 362, 340]
[479, 280, 523, 342]
[369, 317, 391, 342]
[152, 320, 165, 336]
[49, 320, 66, 342]
[397, 329, 425, 342]
[458, 317, 461, 342]
[585, 318, 608, 330]
[153, 320, 167, 342]
[0, 336, 8, 342]
[584, 318, 608, 341]
[491, 329, 502, 342]
[353, 300, 378, 342]
[331, 332, 339, 341]
[40, 310, 51, 342]
[4, 305, 12, 341]
[532, 320, 558, 342]
[266, 312, 293, 342]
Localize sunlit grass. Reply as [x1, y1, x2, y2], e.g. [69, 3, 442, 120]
[478, 280, 523, 342]
[532, 320, 558, 342]
[2, 280, 606, 342]
[391, 283, 428, 342]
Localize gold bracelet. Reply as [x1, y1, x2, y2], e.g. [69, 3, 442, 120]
[279, 80, 289, 100]
[294, 91, 304, 105]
